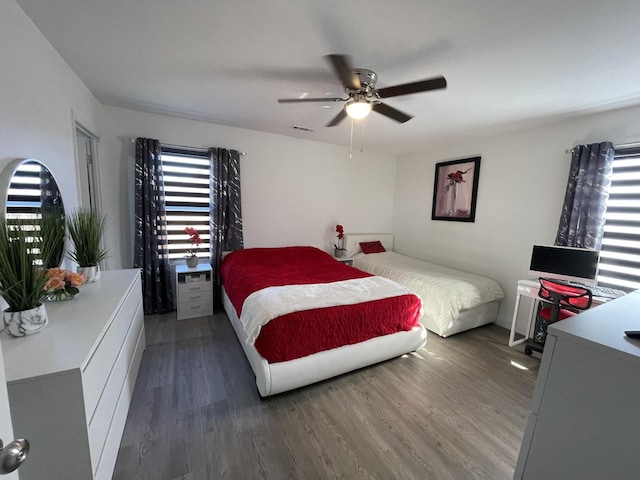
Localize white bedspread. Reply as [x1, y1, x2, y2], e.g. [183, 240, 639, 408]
[353, 252, 504, 336]
[241, 276, 417, 345]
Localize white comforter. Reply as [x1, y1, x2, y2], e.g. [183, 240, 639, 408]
[240, 276, 418, 345]
[353, 252, 504, 336]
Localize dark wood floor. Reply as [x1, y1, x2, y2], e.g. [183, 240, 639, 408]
[113, 311, 539, 480]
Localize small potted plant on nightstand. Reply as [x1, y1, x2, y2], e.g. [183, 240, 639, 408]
[334, 224, 346, 257]
[67, 208, 109, 282]
[0, 219, 49, 336]
[184, 227, 201, 268]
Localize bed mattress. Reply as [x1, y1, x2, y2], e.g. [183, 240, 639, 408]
[220, 246, 427, 396]
[352, 251, 504, 337]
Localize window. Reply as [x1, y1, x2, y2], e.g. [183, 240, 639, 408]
[160, 147, 211, 260]
[597, 146, 640, 290]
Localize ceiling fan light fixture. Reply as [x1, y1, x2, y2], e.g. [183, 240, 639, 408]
[345, 99, 372, 120]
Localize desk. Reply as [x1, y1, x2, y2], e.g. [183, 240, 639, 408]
[513, 290, 640, 479]
[508, 279, 609, 347]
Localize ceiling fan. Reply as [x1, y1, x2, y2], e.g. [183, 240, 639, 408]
[277, 54, 447, 127]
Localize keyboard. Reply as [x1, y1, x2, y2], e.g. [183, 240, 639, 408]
[591, 285, 627, 299]
[566, 282, 626, 299]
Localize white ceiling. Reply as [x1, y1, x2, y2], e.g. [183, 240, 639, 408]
[16, 0, 640, 154]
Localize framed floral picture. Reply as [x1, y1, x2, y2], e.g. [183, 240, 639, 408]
[431, 156, 481, 222]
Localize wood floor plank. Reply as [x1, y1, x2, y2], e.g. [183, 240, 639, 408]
[113, 310, 537, 479]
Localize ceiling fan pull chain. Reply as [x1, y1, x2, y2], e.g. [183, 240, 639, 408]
[349, 118, 354, 159]
[360, 119, 365, 152]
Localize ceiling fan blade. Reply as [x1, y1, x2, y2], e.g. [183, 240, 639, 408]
[376, 75, 447, 98]
[326, 109, 348, 127]
[324, 54, 361, 91]
[278, 97, 345, 103]
[372, 103, 413, 123]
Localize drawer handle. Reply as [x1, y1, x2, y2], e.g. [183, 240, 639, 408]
[189, 295, 201, 301]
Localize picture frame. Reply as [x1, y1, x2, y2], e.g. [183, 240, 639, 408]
[431, 156, 481, 222]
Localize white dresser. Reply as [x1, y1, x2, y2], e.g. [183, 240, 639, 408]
[176, 264, 213, 320]
[514, 290, 640, 480]
[1, 269, 145, 480]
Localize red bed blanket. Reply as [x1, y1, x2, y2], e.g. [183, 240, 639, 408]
[221, 247, 422, 363]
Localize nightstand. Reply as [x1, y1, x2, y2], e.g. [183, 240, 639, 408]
[176, 264, 213, 320]
[333, 256, 354, 267]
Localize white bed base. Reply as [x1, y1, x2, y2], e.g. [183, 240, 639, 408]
[222, 288, 427, 397]
[344, 233, 501, 337]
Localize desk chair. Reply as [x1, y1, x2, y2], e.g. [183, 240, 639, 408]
[524, 278, 592, 356]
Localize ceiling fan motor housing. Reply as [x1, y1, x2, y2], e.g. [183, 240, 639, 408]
[351, 68, 377, 95]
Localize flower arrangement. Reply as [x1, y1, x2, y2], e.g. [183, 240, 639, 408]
[44, 268, 86, 301]
[334, 224, 345, 255]
[184, 227, 202, 257]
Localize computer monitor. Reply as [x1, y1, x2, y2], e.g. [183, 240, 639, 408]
[528, 245, 600, 285]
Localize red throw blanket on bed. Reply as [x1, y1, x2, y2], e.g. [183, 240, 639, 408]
[221, 247, 422, 363]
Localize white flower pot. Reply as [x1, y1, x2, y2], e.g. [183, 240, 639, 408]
[78, 265, 100, 282]
[3, 304, 48, 337]
[186, 256, 198, 268]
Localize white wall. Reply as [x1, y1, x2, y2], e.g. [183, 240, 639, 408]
[0, 1, 101, 209]
[392, 104, 640, 329]
[99, 106, 397, 269]
[0, 0, 103, 474]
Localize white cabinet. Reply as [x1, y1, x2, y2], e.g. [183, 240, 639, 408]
[514, 290, 640, 480]
[176, 264, 213, 320]
[1, 269, 145, 480]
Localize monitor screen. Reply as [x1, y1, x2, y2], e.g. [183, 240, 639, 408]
[528, 245, 600, 285]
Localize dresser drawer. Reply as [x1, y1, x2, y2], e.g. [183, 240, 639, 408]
[88, 303, 144, 474]
[82, 277, 142, 420]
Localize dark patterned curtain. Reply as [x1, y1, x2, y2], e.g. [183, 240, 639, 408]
[134, 138, 174, 314]
[209, 148, 244, 306]
[555, 141, 614, 250]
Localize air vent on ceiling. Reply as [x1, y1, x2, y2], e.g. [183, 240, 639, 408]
[290, 125, 315, 132]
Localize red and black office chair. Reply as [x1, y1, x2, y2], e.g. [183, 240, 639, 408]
[524, 277, 592, 356]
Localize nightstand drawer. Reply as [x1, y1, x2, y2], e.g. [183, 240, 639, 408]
[179, 289, 212, 304]
[178, 281, 211, 295]
[178, 299, 213, 320]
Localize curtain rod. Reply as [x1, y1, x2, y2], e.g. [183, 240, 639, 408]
[565, 141, 640, 155]
[124, 137, 246, 156]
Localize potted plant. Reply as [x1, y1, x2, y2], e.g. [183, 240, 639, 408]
[66, 208, 108, 282]
[0, 219, 49, 336]
[334, 224, 346, 257]
[38, 206, 66, 269]
[184, 227, 201, 268]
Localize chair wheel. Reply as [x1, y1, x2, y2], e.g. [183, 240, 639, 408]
[524, 346, 533, 355]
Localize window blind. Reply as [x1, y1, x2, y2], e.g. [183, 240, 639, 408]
[160, 147, 211, 260]
[597, 146, 640, 290]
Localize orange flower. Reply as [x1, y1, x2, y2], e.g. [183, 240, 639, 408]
[68, 272, 86, 287]
[46, 267, 66, 279]
[45, 276, 65, 292]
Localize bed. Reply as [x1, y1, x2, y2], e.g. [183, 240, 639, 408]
[220, 246, 427, 397]
[344, 234, 505, 337]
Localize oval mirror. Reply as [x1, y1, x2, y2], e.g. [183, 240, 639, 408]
[0, 159, 65, 268]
